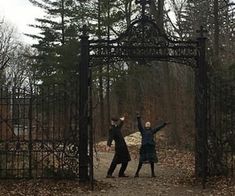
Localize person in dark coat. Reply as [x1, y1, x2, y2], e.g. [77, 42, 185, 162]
[134, 113, 168, 177]
[106, 116, 131, 178]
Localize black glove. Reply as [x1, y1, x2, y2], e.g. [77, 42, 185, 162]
[164, 122, 170, 126]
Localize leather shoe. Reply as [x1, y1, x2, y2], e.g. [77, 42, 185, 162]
[106, 175, 115, 178]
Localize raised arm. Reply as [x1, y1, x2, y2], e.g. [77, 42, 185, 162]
[152, 122, 167, 134]
[137, 115, 144, 133]
[118, 117, 124, 128]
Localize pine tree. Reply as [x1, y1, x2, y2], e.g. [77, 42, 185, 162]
[27, 0, 80, 84]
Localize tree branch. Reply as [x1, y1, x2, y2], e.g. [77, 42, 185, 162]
[0, 56, 10, 71]
[220, 0, 235, 9]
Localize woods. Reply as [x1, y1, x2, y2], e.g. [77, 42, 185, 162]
[1, 0, 233, 140]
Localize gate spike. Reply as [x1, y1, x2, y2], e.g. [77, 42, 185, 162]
[135, 0, 151, 17]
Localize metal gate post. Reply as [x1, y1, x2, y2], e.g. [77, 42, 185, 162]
[88, 67, 94, 189]
[195, 26, 208, 188]
[28, 87, 33, 178]
[79, 25, 89, 182]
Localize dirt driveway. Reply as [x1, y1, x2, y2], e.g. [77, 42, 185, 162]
[0, 134, 234, 195]
[89, 150, 211, 196]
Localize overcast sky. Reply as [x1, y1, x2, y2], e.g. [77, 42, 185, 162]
[0, 0, 44, 44]
[1, 0, 235, 44]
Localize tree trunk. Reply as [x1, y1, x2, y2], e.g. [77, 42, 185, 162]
[213, 0, 219, 68]
[106, 0, 111, 130]
[158, 0, 164, 33]
[150, 0, 181, 146]
[61, 0, 65, 45]
[98, 0, 105, 137]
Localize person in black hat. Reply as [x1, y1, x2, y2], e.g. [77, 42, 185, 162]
[106, 116, 131, 178]
[134, 112, 168, 177]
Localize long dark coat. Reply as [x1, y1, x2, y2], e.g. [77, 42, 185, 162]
[107, 121, 131, 164]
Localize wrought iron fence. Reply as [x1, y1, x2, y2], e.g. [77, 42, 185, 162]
[0, 83, 80, 179]
[207, 73, 235, 177]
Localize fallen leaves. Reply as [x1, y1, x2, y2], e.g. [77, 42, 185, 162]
[0, 179, 112, 196]
[0, 132, 234, 195]
[95, 131, 235, 195]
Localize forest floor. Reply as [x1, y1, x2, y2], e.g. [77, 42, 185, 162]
[0, 132, 234, 196]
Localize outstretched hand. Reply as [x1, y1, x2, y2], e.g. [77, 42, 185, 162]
[165, 121, 171, 125]
[120, 116, 125, 121]
[106, 146, 111, 152]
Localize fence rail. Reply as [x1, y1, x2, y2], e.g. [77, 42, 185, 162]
[207, 74, 235, 177]
[0, 73, 234, 180]
[0, 83, 80, 179]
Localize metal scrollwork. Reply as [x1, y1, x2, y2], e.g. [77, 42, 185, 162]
[89, 5, 198, 66]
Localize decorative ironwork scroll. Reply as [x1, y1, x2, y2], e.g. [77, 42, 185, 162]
[89, 2, 198, 67]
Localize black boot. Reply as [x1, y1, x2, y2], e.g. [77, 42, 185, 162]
[119, 162, 128, 177]
[134, 161, 143, 177]
[107, 161, 117, 178]
[150, 162, 156, 177]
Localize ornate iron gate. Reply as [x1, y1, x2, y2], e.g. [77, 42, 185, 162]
[207, 73, 235, 177]
[79, 0, 208, 186]
[0, 83, 80, 179]
[0, 0, 213, 187]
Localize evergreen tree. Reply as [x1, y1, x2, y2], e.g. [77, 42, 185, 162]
[168, 0, 235, 69]
[27, 0, 80, 84]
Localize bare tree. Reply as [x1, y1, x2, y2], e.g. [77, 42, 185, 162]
[0, 19, 20, 84]
[0, 18, 35, 88]
[5, 45, 35, 88]
[0, 19, 17, 71]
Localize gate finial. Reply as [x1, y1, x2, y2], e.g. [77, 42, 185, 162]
[82, 24, 88, 36]
[135, 0, 151, 17]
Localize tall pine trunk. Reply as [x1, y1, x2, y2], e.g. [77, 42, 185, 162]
[213, 0, 219, 68]
[98, 0, 105, 137]
[61, 0, 65, 45]
[151, 0, 181, 146]
[106, 0, 111, 130]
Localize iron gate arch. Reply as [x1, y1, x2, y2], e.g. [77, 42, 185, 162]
[79, 0, 208, 187]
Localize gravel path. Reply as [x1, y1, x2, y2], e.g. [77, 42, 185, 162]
[0, 149, 234, 195]
[0, 133, 234, 196]
[86, 151, 211, 196]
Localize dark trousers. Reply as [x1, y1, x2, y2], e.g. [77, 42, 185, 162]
[135, 161, 155, 176]
[107, 161, 128, 176]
